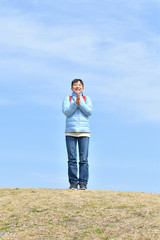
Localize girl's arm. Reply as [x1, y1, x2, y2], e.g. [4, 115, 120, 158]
[62, 96, 78, 117]
[79, 96, 93, 117]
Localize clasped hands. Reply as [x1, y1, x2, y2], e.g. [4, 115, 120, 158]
[76, 94, 81, 105]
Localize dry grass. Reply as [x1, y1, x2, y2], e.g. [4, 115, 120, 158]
[0, 188, 160, 239]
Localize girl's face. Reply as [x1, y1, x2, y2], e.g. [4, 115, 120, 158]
[71, 81, 84, 94]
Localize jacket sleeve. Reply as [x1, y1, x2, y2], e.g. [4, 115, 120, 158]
[79, 96, 93, 117]
[62, 96, 78, 117]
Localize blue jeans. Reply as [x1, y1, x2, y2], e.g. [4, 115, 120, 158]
[65, 136, 89, 185]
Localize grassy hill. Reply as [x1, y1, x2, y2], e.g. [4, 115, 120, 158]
[0, 188, 160, 239]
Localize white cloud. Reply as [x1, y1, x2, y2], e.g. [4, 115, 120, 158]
[0, 0, 159, 122]
[0, 17, 99, 71]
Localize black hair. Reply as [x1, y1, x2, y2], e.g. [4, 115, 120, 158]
[71, 79, 84, 88]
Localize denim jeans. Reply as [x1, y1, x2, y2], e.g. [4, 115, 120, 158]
[65, 136, 89, 185]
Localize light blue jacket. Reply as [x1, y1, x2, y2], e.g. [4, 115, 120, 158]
[62, 92, 93, 132]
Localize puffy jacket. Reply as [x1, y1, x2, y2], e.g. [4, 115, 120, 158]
[62, 92, 93, 132]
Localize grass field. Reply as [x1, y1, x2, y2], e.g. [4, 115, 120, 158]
[0, 188, 160, 239]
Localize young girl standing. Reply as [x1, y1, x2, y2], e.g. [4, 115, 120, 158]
[62, 79, 93, 190]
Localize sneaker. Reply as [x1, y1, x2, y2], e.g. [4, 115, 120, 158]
[69, 183, 78, 190]
[79, 184, 87, 190]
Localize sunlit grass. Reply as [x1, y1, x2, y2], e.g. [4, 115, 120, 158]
[0, 188, 160, 239]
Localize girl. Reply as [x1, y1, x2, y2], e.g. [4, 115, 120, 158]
[62, 79, 93, 190]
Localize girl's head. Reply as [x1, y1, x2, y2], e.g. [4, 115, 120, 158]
[71, 79, 84, 94]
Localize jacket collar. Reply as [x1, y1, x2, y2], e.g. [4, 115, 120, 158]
[72, 92, 83, 97]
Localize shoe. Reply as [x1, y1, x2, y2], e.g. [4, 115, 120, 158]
[69, 183, 78, 190]
[79, 184, 87, 190]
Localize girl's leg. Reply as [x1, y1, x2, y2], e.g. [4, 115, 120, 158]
[66, 136, 78, 184]
[78, 137, 89, 185]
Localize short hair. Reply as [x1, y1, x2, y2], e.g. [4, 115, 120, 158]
[71, 79, 84, 88]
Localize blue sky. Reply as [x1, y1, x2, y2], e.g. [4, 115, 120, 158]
[0, 0, 159, 193]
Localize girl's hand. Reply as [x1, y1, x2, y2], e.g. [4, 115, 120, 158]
[76, 94, 81, 105]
